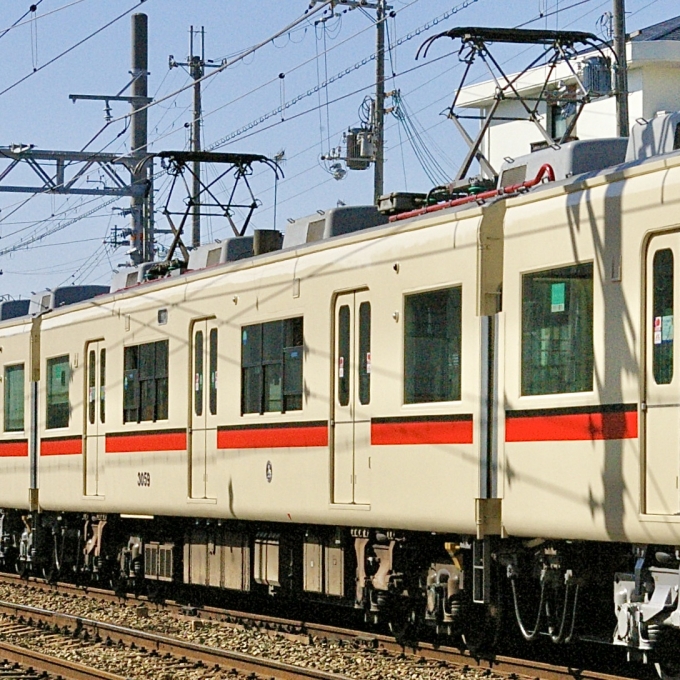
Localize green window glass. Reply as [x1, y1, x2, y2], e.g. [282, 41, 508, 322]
[88, 350, 96, 425]
[100, 348, 106, 424]
[195, 330, 204, 416]
[653, 248, 674, 385]
[46, 355, 70, 429]
[338, 306, 350, 407]
[404, 286, 462, 403]
[4, 364, 24, 432]
[359, 302, 371, 405]
[209, 329, 218, 416]
[241, 317, 303, 414]
[521, 263, 593, 395]
[123, 340, 169, 423]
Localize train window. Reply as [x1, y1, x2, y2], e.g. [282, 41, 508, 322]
[653, 248, 674, 385]
[88, 350, 96, 425]
[404, 287, 462, 403]
[359, 302, 371, 405]
[100, 349, 106, 424]
[521, 263, 593, 395]
[46, 355, 70, 429]
[338, 306, 350, 407]
[123, 340, 169, 423]
[209, 329, 218, 416]
[241, 317, 303, 414]
[195, 330, 204, 416]
[4, 364, 24, 432]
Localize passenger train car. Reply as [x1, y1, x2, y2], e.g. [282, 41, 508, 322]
[2, 111, 680, 673]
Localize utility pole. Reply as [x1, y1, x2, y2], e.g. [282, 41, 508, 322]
[373, 0, 386, 205]
[612, 0, 629, 137]
[190, 28, 203, 250]
[170, 27, 223, 249]
[130, 13, 149, 263]
[317, 1, 390, 204]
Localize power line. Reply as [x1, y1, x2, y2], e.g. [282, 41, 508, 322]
[102, 1, 336, 134]
[0, 0, 45, 43]
[206, 0, 479, 150]
[0, 0, 147, 99]
[0, 0, 91, 37]
[0, 196, 121, 256]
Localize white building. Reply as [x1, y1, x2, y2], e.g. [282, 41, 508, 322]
[456, 16, 680, 173]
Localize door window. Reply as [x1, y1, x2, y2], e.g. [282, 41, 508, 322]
[653, 248, 674, 385]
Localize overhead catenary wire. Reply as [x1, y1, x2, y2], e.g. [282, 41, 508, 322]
[205, 0, 479, 151]
[97, 1, 337, 134]
[0, 0, 661, 285]
[0, 0, 92, 38]
[0, 0, 147, 99]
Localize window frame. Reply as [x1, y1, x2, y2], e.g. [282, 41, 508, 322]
[520, 261, 594, 397]
[4, 362, 25, 433]
[123, 339, 169, 424]
[403, 284, 463, 405]
[46, 354, 70, 430]
[241, 316, 304, 415]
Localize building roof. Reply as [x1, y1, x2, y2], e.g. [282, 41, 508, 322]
[631, 15, 680, 42]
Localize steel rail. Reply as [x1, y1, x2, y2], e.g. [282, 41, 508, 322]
[0, 638, 124, 680]
[0, 573, 634, 680]
[0, 598, 353, 680]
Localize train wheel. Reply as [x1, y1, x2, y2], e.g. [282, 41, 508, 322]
[15, 559, 28, 579]
[462, 602, 502, 658]
[654, 628, 680, 680]
[386, 594, 419, 648]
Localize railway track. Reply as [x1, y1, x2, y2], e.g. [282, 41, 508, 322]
[0, 641, 124, 679]
[0, 573, 639, 680]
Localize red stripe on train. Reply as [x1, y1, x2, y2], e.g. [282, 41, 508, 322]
[0, 441, 28, 457]
[371, 419, 474, 445]
[217, 425, 328, 449]
[505, 410, 638, 442]
[40, 437, 82, 456]
[106, 431, 187, 453]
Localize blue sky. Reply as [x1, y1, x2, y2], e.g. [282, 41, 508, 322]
[0, 0, 677, 298]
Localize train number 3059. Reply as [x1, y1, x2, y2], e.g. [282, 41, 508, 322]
[137, 472, 151, 487]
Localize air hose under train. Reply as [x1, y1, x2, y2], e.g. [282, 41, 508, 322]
[508, 563, 580, 643]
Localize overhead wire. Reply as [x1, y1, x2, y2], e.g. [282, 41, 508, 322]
[98, 1, 336, 132]
[0, 0, 92, 38]
[0, 0, 147, 99]
[205, 0, 477, 151]
[0, 0, 657, 280]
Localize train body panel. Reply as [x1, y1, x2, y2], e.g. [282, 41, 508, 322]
[0, 317, 34, 510]
[32, 209, 488, 535]
[500, 152, 680, 545]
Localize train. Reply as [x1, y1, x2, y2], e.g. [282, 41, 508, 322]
[2, 106, 680, 674]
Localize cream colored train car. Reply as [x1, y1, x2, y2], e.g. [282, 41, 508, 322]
[34, 205, 493, 533]
[5, 115, 680, 673]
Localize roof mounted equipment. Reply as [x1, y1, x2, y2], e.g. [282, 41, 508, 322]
[156, 150, 283, 265]
[416, 27, 612, 183]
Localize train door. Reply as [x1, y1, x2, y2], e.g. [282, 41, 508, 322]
[644, 234, 680, 514]
[332, 291, 371, 505]
[190, 320, 219, 499]
[84, 341, 106, 496]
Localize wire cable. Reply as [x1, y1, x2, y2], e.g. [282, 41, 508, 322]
[0, 0, 147, 99]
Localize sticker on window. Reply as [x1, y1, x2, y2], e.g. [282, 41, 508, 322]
[551, 282, 566, 313]
[655, 316, 663, 345]
[663, 315, 674, 342]
[338, 356, 344, 378]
